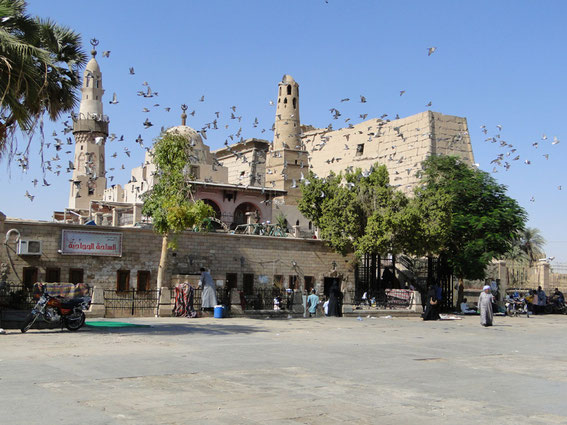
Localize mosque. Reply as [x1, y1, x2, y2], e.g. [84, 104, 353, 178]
[55, 45, 475, 236]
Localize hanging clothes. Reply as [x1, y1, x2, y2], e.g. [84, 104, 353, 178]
[174, 283, 197, 318]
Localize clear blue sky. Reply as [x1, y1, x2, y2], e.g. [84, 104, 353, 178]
[2, 0, 566, 263]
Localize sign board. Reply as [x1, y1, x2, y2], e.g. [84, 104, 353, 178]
[61, 230, 122, 257]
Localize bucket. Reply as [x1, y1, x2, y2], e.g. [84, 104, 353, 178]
[214, 305, 225, 318]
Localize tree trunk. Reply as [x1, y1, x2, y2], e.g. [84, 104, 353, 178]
[156, 234, 168, 316]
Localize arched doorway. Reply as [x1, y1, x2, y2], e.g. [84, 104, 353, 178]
[233, 202, 260, 228]
[202, 199, 223, 230]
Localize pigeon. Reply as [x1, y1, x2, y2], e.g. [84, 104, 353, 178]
[109, 92, 118, 104]
[94, 136, 104, 145]
[102, 50, 110, 58]
[199, 95, 205, 102]
[400, 90, 405, 96]
[42, 178, 50, 187]
[129, 67, 135, 75]
[143, 118, 153, 129]
[428, 46, 437, 56]
[340, 98, 350, 102]
[425, 101, 432, 107]
[552, 136, 560, 145]
[25, 191, 34, 201]
[360, 95, 367, 103]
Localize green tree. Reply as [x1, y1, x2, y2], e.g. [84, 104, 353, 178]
[415, 155, 527, 280]
[298, 165, 416, 258]
[141, 132, 213, 291]
[0, 0, 86, 156]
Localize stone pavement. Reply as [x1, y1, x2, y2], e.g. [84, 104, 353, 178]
[1, 314, 567, 424]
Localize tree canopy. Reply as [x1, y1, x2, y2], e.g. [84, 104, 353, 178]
[414, 155, 527, 279]
[298, 164, 418, 257]
[299, 155, 527, 281]
[0, 0, 86, 157]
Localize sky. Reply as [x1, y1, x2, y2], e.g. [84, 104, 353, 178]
[1, 0, 566, 264]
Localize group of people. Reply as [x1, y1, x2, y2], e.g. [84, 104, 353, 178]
[524, 286, 564, 314]
[423, 282, 496, 326]
[305, 280, 343, 317]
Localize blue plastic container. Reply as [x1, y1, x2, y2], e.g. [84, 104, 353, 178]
[214, 305, 225, 318]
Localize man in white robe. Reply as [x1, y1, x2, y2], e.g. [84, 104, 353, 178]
[479, 285, 494, 327]
[199, 268, 217, 310]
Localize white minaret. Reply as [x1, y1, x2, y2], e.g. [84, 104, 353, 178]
[68, 38, 108, 210]
[265, 74, 307, 204]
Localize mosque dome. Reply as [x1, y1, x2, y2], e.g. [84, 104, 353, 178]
[166, 125, 213, 165]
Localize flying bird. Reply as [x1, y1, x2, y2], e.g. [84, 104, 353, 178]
[109, 92, 118, 104]
[25, 191, 34, 201]
[129, 67, 135, 75]
[102, 51, 110, 58]
[428, 47, 437, 56]
[360, 95, 367, 103]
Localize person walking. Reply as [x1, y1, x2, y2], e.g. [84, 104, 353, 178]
[307, 289, 319, 317]
[479, 285, 494, 327]
[198, 267, 217, 311]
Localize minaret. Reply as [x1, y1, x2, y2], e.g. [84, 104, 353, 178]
[274, 74, 301, 150]
[68, 38, 108, 210]
[265, 74, 307, 204]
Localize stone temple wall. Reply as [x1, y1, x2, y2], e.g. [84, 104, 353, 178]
[302, 111, 474, 194]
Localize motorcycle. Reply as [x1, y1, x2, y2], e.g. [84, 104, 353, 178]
[20, 287, 91, 333]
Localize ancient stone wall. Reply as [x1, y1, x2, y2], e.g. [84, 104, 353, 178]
[1, 219, 354, 293]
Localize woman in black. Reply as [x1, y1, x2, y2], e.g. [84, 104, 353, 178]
[422, 285, 440, 321]
[327, 280, 342, 317]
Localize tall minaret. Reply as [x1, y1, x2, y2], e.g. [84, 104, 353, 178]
[265, 74, 307, 204]
[68, 38, 108, 210]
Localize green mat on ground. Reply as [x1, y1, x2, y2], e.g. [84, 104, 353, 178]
[85, 321, 151, 328]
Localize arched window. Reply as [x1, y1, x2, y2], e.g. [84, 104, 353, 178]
[233, 202, 260, 227]
[95, 79, 99, 88]
[284, 98, 287, 104]
[296, 220, 300, 226]
[279, 87, 281, 96]
[202, 199, 221, 219]
[287, 85, 292, 95]
[86, 78, 89, 88]
[293, 97, 296, 109]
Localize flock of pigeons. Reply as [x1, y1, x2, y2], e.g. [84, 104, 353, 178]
[14, 44, 560, 207]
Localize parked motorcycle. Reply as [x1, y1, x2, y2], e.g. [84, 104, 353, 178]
[20, 287, 91, 333]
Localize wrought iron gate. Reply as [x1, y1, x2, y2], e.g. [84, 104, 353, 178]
[103, 289, 161, 317]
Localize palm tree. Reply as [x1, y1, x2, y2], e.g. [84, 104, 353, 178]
[0, 0, 86, 157]
[518, 228, 546, 265]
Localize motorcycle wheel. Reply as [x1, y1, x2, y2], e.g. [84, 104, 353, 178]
[65, 311, 85, 331]
[20, 312, 39, 333]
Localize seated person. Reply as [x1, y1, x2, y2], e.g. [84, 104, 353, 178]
[550, 288, 565, 307]
[524, 290, 536, 312]
[460, 298, 477, 314]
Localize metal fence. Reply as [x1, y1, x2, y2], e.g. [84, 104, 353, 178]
[243, 288, 293, 311]
[0, 282, 35, 311]
[347, 288, 412, 310]
[103, 289, 160, 317]
[192, 287, 231, 311]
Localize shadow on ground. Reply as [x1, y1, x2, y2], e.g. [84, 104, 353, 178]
[4, 321, 269, 336]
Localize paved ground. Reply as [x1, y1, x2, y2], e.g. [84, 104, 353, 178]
[1, 314, 567, 424]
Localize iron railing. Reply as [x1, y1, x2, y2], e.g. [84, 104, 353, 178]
[103, 289, 160, 317]
[0, 282, 36, 311]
